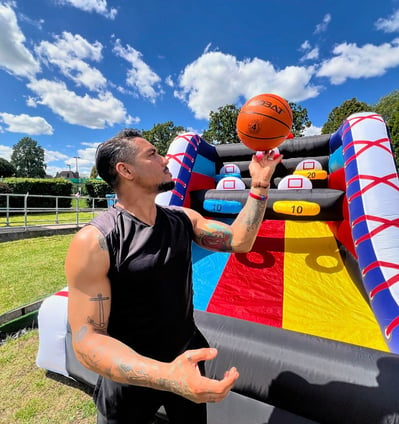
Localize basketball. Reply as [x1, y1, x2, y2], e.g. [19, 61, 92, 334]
[236, 93, 293, 151]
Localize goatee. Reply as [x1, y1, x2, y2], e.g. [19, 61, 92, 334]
[157, 181, 175, 193]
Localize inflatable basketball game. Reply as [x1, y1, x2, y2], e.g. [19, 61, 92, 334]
[37, 112, 399, 423]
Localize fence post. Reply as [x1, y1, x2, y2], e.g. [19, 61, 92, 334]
[75, 195, 79, 227]
[5, 194, 10, 226]
[55, 196, 59, 224]
[24, 193, 29, 229]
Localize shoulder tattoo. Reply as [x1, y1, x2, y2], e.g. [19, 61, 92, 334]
[97, 234, 108, 251]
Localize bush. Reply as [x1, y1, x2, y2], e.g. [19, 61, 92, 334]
[3, 178, 73, 208]
[83, 179, 113, 208]
[0, 181, 12, 207]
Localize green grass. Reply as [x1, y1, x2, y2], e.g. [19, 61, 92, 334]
[0, 330, 96, 423]
[0, 233, 97, 422]
[0, 234, 74, 314]
[0, 211, 98, 227]
[0, 197, 103, 227]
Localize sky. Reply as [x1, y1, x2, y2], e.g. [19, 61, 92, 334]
[0, 0, 399, 177]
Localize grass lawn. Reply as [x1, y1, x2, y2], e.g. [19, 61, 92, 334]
[0, 211, 96, 228]
[0, 330, 96, 423]
[0, 234, 74, 314]
[0, 233, 97, 423]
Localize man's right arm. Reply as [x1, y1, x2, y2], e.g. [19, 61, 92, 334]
[65, 225, 239, 403]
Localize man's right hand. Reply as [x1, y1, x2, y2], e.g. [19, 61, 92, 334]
[165, 347, 239, 404]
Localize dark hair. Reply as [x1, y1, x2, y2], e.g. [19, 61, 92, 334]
[96, 129, 142, 189]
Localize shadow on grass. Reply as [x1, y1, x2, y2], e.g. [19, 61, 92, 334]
[46, 371, 168, 424]
[45, 370, 94, 396]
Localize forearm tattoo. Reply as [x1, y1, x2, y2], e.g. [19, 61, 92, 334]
[238, 197, 266, 231]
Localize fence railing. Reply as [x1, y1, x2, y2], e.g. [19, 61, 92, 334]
[0, 193, 116, 230]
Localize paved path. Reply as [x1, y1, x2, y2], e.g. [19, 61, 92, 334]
[0, 224, 83, 242]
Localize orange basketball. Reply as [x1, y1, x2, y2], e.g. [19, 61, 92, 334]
[236, 93, 293, 151]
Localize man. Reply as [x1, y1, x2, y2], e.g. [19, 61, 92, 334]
[66, 129, 281, 423]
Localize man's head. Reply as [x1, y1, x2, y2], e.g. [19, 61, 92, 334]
[96, 129, 175, 193]
[96, 129, 142, 189]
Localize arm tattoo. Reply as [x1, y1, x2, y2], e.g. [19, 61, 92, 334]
[97, 234, 108, 250]
[197, 222, 233, 251]
[238, 199, 265, 232]
[88, 293, 109, 331]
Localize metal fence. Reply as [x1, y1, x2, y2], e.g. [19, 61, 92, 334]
[0, 193, 115, 230]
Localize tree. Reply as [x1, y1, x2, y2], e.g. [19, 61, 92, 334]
[202, 104, 241, 144]
[289, 102, 312, 137]
[90, 165, 98, 179]
[0, 158, 16, 177]
[375, 90, 399, 163]
[11, 137, 46, 178]
[202, 101, 311, 144]
[142, 121, 186, 156]
[321, 98, 373, 134]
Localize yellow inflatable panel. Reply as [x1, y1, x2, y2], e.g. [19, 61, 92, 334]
[282, 220, 388, 351]
[293, 169, 328, 180]
[273, 200, 321, 216]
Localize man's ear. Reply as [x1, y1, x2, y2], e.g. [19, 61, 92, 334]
[116, 162, 135, 180]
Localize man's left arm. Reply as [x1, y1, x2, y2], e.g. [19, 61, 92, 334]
[184, 150, 282, 253]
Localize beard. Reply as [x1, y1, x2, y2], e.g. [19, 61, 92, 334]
[157, 180, 175, 193]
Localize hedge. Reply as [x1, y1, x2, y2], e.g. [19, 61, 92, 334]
[83, 179, 113, 208]
[1, 178, 73, 208]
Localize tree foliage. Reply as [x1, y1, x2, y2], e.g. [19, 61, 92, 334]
[142, 121, 186, 156]
[202, 102, 312, 144]
[202, 104, 240, 144]
[289, 102, 312, 137]
[321, 98, 374, 134]
[90, 165, 98, 179]
[0, 158, 16, 177]
[375, 90, 399, 162]
[11, 137, 46, 178]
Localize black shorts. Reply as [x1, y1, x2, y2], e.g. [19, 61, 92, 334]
[94, 329, 208, 424]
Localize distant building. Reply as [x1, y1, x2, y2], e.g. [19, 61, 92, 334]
[56, 170, 79, 179]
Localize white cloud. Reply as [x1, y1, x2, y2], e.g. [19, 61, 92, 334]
[66, 142, 100, 176]
[27, 78, 137, 129]
[302, 48, 319, 61]
[299, 41, 319, 62]
[314, 13, 332, 34]
[113, 39, 164, 103]
[375, 9, 399, 33]
[35, 32, 107, 91]
[0, 112, 53, 135]
[175, 51, 320, 120]
[56, 0, 117, 19]
[19, 13, 44, 30]
[317, 39, 399, 84]
[165, 75, 174, 88]
[0, 2, 40, 78]
[300, 40, 311, 50]
[0, 144, 13, 161]
[45, 149, 69, 163]
[303, 124, 322, 136]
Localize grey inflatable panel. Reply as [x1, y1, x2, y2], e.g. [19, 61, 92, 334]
[156, 391, 317, 424]
[194, 310, 399, 424]
[66, 311, 399, 423]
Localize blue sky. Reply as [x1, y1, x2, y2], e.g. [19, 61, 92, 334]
[0, 0, 399, 177]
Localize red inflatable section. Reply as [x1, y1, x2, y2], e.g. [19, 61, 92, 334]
[207, 220, 285, 326]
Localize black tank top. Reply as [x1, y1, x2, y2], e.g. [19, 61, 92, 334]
[89, 204, 196, 362]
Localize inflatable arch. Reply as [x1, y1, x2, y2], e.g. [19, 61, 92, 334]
[36, 112, 399, 422]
